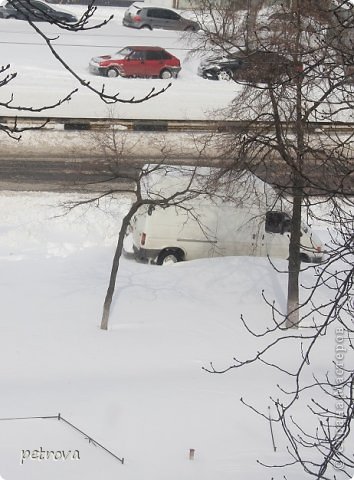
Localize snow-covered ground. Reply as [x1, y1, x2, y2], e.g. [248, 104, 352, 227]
[0, 190, 352, 480]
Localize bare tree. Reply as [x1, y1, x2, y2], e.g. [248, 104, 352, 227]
[100, 163, 203, 330]
[190, 0, 354, 326]
[62, 125, 221, 329]
[186, 0, 354, 478]
[205, 196, 354, 478]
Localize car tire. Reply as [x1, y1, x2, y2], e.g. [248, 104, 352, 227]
[107, 68, 119, 78]
[156, 249, 183, 266]
[160, 69, 173, 79]
[217, 69, 232, 81]
[140, 24, 152, 30]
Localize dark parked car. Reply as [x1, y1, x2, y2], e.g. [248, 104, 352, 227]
[0, 0, 77, 22]
[198, 51, 303, 83]
[122, 3, 199, 31]
[89, 46, 181, 79]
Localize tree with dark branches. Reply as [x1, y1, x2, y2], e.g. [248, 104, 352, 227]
[61, 125, 228, 329]
[187, 0, 354, 478]
[191, 0, 354, 325]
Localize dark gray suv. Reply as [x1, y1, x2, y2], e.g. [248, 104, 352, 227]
[122, 4, 199, 31]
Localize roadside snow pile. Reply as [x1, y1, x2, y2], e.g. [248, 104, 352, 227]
[0, 191, 130, 258]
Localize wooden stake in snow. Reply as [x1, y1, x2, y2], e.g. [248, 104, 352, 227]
[189, 448, 195, 460]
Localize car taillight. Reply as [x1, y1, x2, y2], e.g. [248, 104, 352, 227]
[141, 233, 146, 246]
[133, 15, 141, 22]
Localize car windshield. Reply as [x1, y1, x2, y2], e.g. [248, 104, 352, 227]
[115, 47, 133, 58]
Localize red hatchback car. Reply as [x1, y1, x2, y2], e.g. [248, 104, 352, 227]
[89, 46, 181, 79]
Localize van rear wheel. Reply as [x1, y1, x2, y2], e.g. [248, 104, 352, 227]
[156, 249, 183, 266]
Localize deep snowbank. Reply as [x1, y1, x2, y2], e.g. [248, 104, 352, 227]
[0, 190, 351, 480]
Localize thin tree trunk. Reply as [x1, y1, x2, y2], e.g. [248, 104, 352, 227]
[286, 128, 304, 327]
[101, 204, 140, 330]
[286, 0, 304, 329]
[286, 182, 303, 328]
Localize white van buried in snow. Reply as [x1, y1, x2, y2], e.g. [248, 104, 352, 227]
[126, 170, 324, 265]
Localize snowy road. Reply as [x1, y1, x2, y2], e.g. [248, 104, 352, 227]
[0, 157, 138, 192]
[0, 7, 240, 119]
